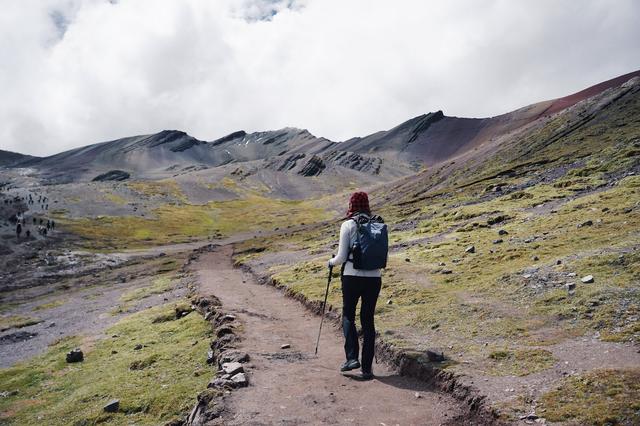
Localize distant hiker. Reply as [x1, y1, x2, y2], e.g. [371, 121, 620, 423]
[51, 220, 55, 229]
[33, 217, 36, 225]
[328, 192, 388, 380]
[16, 223, 22, 239]
[46, 220, 51, 230]
[26, 229, 31, 238]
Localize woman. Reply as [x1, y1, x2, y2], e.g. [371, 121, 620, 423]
[328, 191, 382, 380]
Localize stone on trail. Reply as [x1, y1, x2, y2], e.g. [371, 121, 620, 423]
[66, 348, 83, 363]
[222, 361, 244, 376]
[218, 350, 250, 366]
[103, 399, 120, 413]
[280, 343, 291, 349]
[581, 275, 594, 283]
[230, 372, 249, 388]
[465, 245, 475, 254]
[208, 378, 233, 389]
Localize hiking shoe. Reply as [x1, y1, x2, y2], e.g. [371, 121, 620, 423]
[360, 370, 374, 380]
[340, 359, 361, 372]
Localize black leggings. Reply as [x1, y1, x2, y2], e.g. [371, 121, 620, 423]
[341, 275, 382, 372]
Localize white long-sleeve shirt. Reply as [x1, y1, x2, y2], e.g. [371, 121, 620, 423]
[328, 219, 382, 277]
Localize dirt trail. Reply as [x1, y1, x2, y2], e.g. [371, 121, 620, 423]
[195, 246, 473, 426]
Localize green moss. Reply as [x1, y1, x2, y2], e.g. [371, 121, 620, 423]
[120, 276, 175, 303]
[485, 348, 556, 376]
[0, 300, 212, 425]
[102, 192, 128, 206]
[540, 369, 640, 425]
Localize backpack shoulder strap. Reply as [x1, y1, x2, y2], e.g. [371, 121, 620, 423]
[370, 214, 385, 223]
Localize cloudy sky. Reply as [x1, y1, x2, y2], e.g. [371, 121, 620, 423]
[1, 0, 639, 156]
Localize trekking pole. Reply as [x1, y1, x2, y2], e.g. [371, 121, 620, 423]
[315, 265, 333, 355]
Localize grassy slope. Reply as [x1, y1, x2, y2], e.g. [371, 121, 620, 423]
[233, 82, 640, 422]
[56, 179, 330, 250]
[0, 300, 210, 425]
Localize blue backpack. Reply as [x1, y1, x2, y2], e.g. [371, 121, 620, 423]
[350, 214, 388, 270]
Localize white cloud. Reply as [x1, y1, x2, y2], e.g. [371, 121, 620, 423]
[1, 0, 639, 156]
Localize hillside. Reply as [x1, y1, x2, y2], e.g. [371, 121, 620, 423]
[231, 74, 640, 423]
[0, 149, 37, 167]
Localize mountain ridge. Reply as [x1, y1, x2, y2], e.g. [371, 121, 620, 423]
[4, 69, 639, 185]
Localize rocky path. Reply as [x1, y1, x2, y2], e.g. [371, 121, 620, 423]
[195, 245, 473, 426]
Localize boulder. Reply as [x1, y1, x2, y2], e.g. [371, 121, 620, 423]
[230, 372, 249, 388]
[66, 348, 84, 363]
[221, 362, 244, 376]
[493, 239, 503, 244]
[207, 378, 233, 389]
[498, 229, 508, 235]
[465, 245, 475, 254]
[280, 344, 291, 349]
[217, 350, 250, 366]
[577, 220, 593, 228]
[581, 275, 594, 284]
[215, 326, 234, 338]
[103, 399, 120, 413]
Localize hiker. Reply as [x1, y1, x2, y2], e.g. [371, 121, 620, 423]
[16, 223, 22, 239]
[328, 192, 388, 380]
